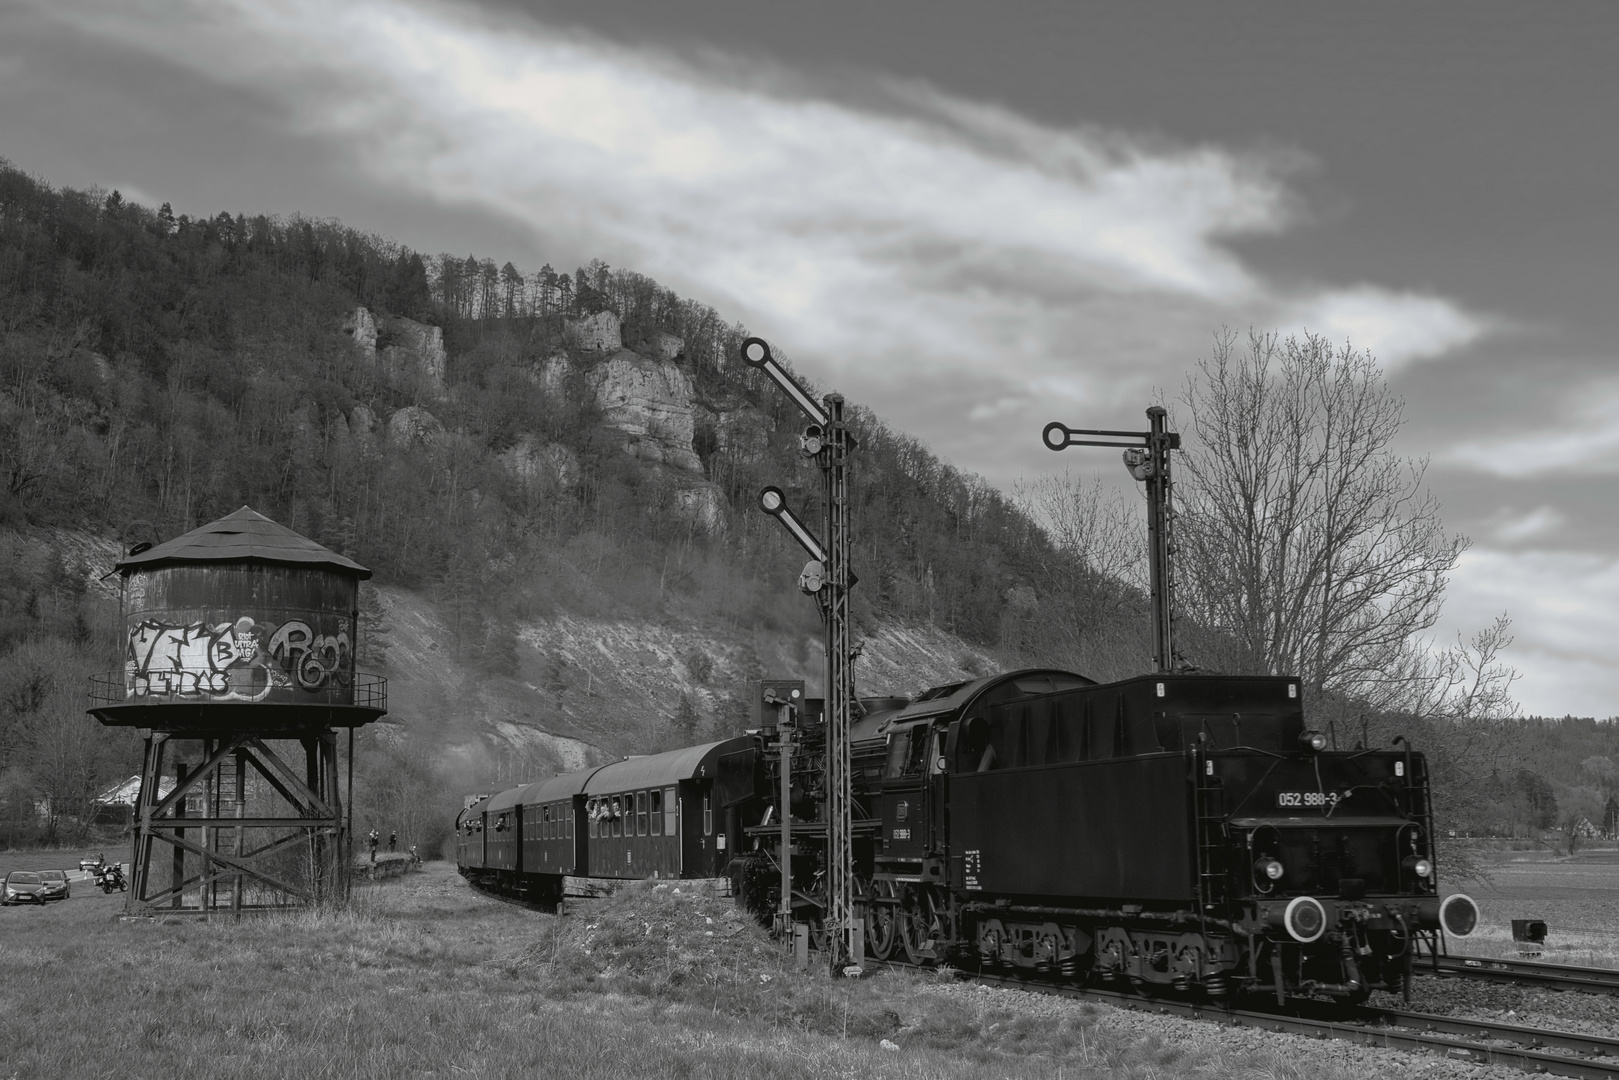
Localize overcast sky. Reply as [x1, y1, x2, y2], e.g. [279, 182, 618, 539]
[6, 0, 1618, 716]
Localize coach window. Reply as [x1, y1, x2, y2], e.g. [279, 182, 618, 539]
[612, 796, 623, 837]
[637, 791, 649, 836]
[649, 789, 662, 835]
[587, 801, 597, 838]
[567, 803, 573, 839]
[702, 793, 713, 836]
[664, 787, 678, 835]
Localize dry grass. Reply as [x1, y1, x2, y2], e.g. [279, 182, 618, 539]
[1450, 851, 1619, 967]
[0, 865, 1401, 1080]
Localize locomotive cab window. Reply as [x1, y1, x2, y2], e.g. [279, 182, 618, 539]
[884, 726, 931, 778]
[649, 789, 662, 835]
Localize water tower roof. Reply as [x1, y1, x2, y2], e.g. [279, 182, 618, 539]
[115, 507, 372, 579]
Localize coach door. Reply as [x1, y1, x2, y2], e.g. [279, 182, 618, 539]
[667, 786, 682, 876]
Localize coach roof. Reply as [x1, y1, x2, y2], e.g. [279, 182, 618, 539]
[584, 737, 751, 795]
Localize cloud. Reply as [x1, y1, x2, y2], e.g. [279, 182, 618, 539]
[1445, 377, 1619, 477]
[1493, 506, 1567, 543]
[1439, 547, 1619, 717]
[1278, 286, 1490, 371]
[31, 0, 1489, 419]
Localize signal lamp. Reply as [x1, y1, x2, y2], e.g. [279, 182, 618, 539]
[1256, 858, 1284, 882]
[1299, 730, 1329, 753]
[760, 487, 785, 513]
[1282, 896, 1328, 943]
[1404, 856, 1433, 880]
[1439, 893, 1479, 937]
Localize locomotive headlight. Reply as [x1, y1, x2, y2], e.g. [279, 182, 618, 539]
[1256, 858, 1285, 882]
[1406, 857, 1433, 880]
[1299, 730, 1328, 753]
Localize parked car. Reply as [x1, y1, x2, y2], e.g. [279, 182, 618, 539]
[37, 869, 69, 901]
[2, 871, 47, 906]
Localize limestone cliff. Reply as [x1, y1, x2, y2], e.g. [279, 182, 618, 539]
[592, 348, 703, 473]
[344, 306, 447, 389]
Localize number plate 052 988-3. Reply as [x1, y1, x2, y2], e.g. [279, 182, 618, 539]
[1275, 791, 1340, 809]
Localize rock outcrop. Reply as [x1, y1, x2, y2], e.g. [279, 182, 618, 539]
[567, 310, 622, 352]
[498, 435, 581, 492]
[342, 307, 378, 357]
[696, 403, 771, 464]
[537, 354, 573, 395]
[342, 307, 445, 389]
[593, 349, 703, 473]
[645, 332, 685, 363]
[382, 317, 447, 387]
[672, 483, 726, 533]
[385, 405, 443, 448]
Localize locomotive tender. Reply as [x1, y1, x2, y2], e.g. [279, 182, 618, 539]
[459, 667, 1478, 1003]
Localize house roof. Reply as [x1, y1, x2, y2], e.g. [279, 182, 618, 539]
[115, 507, 370, 578]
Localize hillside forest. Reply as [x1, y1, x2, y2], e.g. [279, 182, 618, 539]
[0, 158, 1612, 860]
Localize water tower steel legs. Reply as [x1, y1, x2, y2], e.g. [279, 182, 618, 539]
[126, 729, 346, 915]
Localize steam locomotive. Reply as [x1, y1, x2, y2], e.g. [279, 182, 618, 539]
[457, 666, 1478, 1003]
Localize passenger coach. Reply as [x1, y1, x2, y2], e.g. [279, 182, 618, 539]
[457, 736, 749, 909]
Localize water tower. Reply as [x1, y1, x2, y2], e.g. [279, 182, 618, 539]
[87, 507, 386, 914]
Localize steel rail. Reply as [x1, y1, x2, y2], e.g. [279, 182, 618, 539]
[868, 961, 1619, 1079]
[1430, 954, 1619, 995]
[1346, 1003, 1619, 1062]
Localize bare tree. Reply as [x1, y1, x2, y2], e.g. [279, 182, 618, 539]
[1174, 330, 1521, 874]
[1175, 329, 1468, 710]
[1012, 472, 1145, 679]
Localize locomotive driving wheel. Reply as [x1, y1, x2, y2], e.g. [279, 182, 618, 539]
[899, 885, 937, 966]
[867, 882, 898, 961]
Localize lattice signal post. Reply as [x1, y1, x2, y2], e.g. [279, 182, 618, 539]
[742, 337, 860, 971]
[1043, 406, 1181, 673]
[87, 507, 386, 915]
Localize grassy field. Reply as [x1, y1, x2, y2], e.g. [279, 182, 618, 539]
[1446, 850, 1619, 967]
[0, 859, 1453, 1080]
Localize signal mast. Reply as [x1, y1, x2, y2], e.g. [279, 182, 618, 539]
[741, 337, 860, 972]
[1043, 406, 1180, 672]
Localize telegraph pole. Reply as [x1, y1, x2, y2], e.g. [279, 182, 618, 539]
[743, 337, 858, 971]
[1043, 406, 1180, 672]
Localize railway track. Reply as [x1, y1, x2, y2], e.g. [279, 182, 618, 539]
[882, 964, 1619, 1079]
[1428, 954, 1619, 995]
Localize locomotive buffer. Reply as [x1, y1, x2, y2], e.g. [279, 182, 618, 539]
[1043, 407, 1180, 673]
[743, 337, 861, 972]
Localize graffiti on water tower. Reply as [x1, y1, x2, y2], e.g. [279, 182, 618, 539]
[125, 615, 352, 702]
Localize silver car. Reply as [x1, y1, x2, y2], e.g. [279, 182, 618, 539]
[2, 871, 47, 905]
[37, 869, 69, 901]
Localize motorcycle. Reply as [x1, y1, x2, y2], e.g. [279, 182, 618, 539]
[94, 863, 127, 893]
